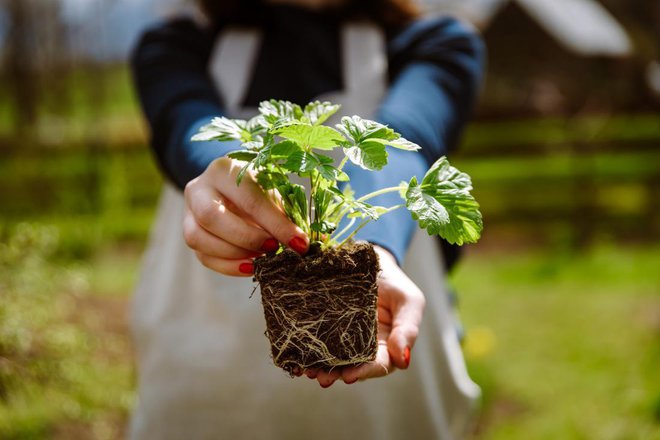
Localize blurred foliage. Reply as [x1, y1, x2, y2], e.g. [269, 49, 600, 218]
[0, 224, 134, 439]
[453, 245, 660, 439]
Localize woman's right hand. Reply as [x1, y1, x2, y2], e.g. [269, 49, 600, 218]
[183, 157, 309, 276]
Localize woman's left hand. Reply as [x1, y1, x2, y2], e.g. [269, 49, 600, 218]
[307, 245, 426, 387]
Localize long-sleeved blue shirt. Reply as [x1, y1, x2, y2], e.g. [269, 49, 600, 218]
[131, 6, 484, 267]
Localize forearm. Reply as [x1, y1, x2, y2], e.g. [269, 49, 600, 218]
[131, 18, 230, 189]
[346, 148, 427, 266]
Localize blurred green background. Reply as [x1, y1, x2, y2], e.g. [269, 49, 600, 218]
[1, 0, 659, 439]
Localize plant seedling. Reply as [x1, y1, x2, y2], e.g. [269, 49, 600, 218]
[193, 100, 482, 374]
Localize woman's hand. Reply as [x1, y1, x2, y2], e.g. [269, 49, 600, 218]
[307, 245, 426, 387]
[183, 157, 309, 276]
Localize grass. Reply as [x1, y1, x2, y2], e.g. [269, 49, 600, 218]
[1, 218, 658, 438]
[453, 244, 660, 439]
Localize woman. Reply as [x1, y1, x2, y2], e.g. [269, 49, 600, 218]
[130, 0, 485, 438]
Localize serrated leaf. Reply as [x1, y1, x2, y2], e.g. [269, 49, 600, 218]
[274, 122, 344, 150]
[304, 101, 341, 125]
[318, 164, 349, 182]
[192, 117, 252, 143]
[277, 182, 308, 228]
[256, 170, 288, 190]
[404, 157, 482, 245]
[226, 150, 258, 161]
[271, 140, 304, 158]
[282, 151, 320, 173]
[335, 116, 420, 160]
[310, 220, 337, 234]
[235, 162, 252, 186]
[369, 136, 420, 151]
[258, 100, 303, 125]
[343, 142, 388, 170]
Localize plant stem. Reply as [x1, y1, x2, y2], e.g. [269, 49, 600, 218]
[357, 185, 407, 203]
[336, 204, 404, 248]
[336, 155, 349, 172]
[330, 217, 356, 244]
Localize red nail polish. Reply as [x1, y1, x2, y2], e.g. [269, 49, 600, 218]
[239, 262, 254, 274]
[404, 346, 411, 368]
[261, 238, 279, 253]
[288, 236, 308, 254]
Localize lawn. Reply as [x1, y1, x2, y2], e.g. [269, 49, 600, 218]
[454, 244, 660, 439]
[1, 218, 658, 439]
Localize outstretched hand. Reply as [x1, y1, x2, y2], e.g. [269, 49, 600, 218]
[306, 245, 426, 387]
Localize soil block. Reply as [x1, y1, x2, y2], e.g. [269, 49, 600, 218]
[253, 241, 380, 375]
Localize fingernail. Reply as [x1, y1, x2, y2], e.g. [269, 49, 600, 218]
[404, 346, 411, 368]
[288, 236, 308, 254]
[239, 262, 254, 274]
[320, 381, 333, 389]
[261, 238, 279, 253]
[344, 378, 358, 385]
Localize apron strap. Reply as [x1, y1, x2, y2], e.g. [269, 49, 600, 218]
[341, 23, 387, 97]
[209, 28, 263, 114]
[208, 22, 387, 114]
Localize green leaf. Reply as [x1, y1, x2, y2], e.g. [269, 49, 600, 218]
[369, 136, 420, 151]
[274, 122, 344, 150]
[258, 100, 303, 125]
[310, 220, 337, 234]
[404, 157, 483, 245]
[191, 117, 252, 142]
[277, 182, 308, 229]
[336, 115, 397, 144]
[235, 162, 252, 186]
[226, 150, 258, 161]
[343, 142, 388, 170]
[271, 140, 304, 158]
[282, 151, 320, 174]
[303, 101, 341, 125]
[256, 169, 288, 190]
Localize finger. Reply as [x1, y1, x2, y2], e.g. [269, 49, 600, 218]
[183, 212, 263, 260]
[316, 368, 343, 388]
[188, 186, 278, 252]
[341, 341, 393, 383]
[387, 290, 425, 370]
[218, 166, 309, 254]
[195, 252, 254, 277]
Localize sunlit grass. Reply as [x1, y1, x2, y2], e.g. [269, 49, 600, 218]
[453, 245, 660, 439]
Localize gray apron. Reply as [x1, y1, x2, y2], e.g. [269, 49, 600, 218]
[130, 22, 480, 440]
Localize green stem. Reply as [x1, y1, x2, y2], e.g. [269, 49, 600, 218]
[331, 217, 356, 244]
[337, 219, 372, 248]
[336, 204, 404, 248]
[336, 155, 349, 172]
[357, 185, 407, 203]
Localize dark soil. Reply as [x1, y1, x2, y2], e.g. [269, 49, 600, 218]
[253, 241, 380, 375]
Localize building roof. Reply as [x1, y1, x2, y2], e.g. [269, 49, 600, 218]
[421, 0, 632, 56]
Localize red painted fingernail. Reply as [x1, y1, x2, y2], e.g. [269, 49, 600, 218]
[288, 236, 308, 254]
[345, 378, 358, 385]
[320, 381, 333, 389]
[404, 346, 411, 368]
[239, 262, 254, 274]
[261, 238, 279, 252]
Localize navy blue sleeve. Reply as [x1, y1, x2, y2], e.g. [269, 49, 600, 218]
[350, 17, 485, 265]
[130, 18, 237, 189]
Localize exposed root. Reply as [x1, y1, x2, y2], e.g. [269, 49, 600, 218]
[254, 242, 379, 375]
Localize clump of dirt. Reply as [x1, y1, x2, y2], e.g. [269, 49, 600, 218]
[253, 241, 379, 375]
